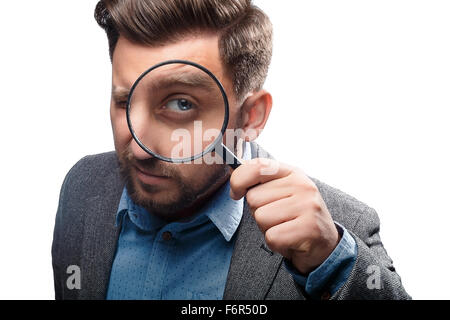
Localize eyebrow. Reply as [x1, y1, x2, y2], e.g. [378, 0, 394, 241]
[153, 72, 218, 92]
[111, 86, 130, 101]
[111, 71, 219, 101]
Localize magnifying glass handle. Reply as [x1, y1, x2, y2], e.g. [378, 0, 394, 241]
[219, 143, 242, 170]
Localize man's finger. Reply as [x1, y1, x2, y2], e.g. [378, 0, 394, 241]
[244, 175, 293, 210]
[230, 158, 293, 200]
[264, 217, 306, 256]
[253, 196, 305, 232]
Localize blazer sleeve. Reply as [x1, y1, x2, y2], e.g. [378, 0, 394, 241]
[331, 206, 411, 300]
[51, 157, 86, 300]
[51, 171, 69, 300]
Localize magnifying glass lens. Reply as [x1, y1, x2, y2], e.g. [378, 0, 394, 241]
[127, 62, 227, 162]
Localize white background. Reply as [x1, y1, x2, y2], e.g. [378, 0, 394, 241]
[0, 0, 449, 299]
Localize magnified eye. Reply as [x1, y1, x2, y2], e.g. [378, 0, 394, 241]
[166, 99, 194, 112]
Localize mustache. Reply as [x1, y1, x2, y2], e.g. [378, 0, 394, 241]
[120, 147, 180, 178]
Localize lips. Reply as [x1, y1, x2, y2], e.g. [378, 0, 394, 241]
[134, 164, 169, 185]
[134, 164, 167, 177]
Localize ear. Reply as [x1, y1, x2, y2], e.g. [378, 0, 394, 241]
[240, 90, 272, 142]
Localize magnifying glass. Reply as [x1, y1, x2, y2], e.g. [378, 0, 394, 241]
[126, 60, 243, 169]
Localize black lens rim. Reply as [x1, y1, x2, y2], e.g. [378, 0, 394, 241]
[126, 60, 230, 163]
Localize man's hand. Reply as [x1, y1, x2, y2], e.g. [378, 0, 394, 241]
[230, 158, 340, 275]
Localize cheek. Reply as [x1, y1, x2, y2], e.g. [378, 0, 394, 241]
[221, 106, 246, 150]
[110, 105, 131, 152]
[177, 162, 227, 187]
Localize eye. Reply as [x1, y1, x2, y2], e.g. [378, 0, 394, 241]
[165, 99, 194, 112]
[114, 100, 128, 108]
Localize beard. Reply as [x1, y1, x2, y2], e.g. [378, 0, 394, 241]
[117, 146, 230, 220]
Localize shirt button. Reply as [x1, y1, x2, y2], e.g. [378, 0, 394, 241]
[162, 231, 173, 241]
[320, 291, 331, 300]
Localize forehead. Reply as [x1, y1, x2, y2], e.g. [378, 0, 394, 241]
[112, 35, 227, 90]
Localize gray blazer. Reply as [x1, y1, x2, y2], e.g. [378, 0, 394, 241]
[51, 143, 411, 300]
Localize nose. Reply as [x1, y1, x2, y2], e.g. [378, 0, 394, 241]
[130, 136, 154, 161]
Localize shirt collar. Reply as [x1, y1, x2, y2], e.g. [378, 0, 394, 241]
[115, 142, 251, 242]
[115, 188, 167, 233]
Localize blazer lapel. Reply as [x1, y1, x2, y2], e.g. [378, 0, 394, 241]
[223, 200, 283, 299]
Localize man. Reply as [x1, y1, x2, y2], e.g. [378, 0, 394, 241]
[52, 0, 410, 300]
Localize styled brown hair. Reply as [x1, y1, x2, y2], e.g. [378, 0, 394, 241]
[94, 0, 273, 99]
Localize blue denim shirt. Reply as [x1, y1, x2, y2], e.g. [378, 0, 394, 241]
[106, 181, 244, 300]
